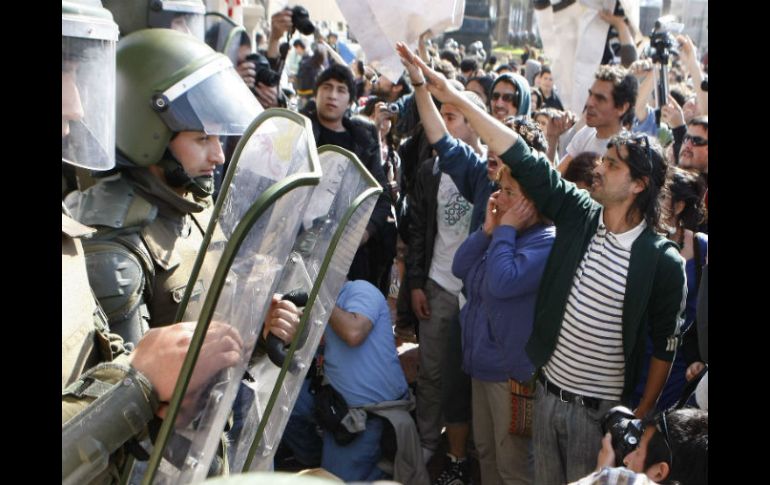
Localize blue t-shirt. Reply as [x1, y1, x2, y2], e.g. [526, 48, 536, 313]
[323, 280, 408, 407]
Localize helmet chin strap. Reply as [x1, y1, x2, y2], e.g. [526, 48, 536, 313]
[157, 149, 214, 198]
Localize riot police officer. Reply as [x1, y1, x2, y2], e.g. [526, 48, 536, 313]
[65, 27, 263, 344]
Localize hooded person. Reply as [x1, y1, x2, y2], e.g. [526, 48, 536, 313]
[488, 72, 532, 121]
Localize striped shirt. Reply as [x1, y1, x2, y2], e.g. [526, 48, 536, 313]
[544, 212, 646, 401]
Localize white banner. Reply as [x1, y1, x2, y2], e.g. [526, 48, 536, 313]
[535, 0, 639, 114]
[335, 0, 466, 82]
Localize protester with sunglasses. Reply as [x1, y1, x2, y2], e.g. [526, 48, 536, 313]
[678, 117, 708, 176]
[489, 72, 532, 121]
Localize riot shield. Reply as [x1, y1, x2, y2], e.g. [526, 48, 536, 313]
[224, 145, 383, 473]
[140, 109, 322, 485]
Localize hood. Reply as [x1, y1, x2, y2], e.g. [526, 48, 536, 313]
[490, 72, 532, 118]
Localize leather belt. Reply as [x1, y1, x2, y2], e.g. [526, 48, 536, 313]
[538, 374, 603, 411]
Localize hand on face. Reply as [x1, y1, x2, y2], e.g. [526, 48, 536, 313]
[500, 195, 537, 231]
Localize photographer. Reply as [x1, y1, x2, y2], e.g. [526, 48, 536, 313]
[234, 10, 292, 109]
[574, 408, 708, 485]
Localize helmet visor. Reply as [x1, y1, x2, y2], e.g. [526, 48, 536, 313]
[62, 32, 116, 170]
[155, 57, 262, 135]
[149, 1, 206, 41]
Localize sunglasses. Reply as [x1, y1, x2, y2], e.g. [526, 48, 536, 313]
[683, 134, 708, 146]
[491, 92, 517, 105]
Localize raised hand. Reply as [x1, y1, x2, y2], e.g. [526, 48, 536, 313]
[395, 42, 460, 104]
[661, 94, 685, 128]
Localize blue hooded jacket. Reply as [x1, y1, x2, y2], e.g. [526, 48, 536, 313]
[489, 73, 532, 118]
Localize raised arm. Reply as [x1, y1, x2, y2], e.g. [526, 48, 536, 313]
[396, 42, 519, 155]
[631, 59, 656, 123]
[677, 34, 707, 116]
[398, 44, 448, 144]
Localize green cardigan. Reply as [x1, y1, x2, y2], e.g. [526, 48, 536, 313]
[500, 137, 687, 403]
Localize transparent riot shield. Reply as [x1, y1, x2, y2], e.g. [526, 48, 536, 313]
[224, 145, 383, 473]
[140, 109, 321, 485]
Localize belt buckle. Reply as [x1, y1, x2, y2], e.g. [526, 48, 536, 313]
[558, 387, 569, 403]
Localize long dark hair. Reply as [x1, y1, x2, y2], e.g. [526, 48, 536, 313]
[607, 132, 668, 233]
[667, 167, 707, 231]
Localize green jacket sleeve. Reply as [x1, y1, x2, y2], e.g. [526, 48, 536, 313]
[648, 246, 687, 361]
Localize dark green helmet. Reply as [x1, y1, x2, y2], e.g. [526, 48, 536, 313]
[116, 29, 261, 195]
[62, 0, 119, 170]
[103, 0, 206, 40]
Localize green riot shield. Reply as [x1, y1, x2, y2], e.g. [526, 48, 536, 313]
[203, 12, 247, 67]
[140, 109, 321, 485]
[225, 146, 383, 473]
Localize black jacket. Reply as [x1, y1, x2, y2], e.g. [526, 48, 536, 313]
[406, 157, 440, 290]
[300, 101, 392, 240]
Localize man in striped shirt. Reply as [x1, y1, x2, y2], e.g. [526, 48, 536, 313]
[391, 46, 687, 485]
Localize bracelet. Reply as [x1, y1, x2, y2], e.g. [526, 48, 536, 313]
[412, 80, 426, 87]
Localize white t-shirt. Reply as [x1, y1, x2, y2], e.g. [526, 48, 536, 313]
[560, 126, 611, 166]
[428, 173, 473, 295]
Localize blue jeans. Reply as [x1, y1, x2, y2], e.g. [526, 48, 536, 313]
[280, 379, 386, 482]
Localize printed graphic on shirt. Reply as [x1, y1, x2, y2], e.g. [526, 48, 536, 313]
[444, 192, 472, 227]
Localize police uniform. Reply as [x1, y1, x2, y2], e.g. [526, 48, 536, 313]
[62, 207, 158, 484]
[65, 168, 214, 344]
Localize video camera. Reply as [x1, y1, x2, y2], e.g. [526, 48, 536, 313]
[646, 15, 684, 123]
[600, 406, 644, 466]
[647, 15, 683, 65]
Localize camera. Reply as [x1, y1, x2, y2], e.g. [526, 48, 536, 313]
[243, 52, 280, 87]
[647, 15, 683, 65]
[645, 15, 684, 118]
[290, 5, 315, 36]
[601, 406, 644, 466]
[386, 103, 399, 114]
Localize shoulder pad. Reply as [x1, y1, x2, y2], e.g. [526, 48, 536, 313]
[82, 239, 148, 323]
[65, 173, 158, 230]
